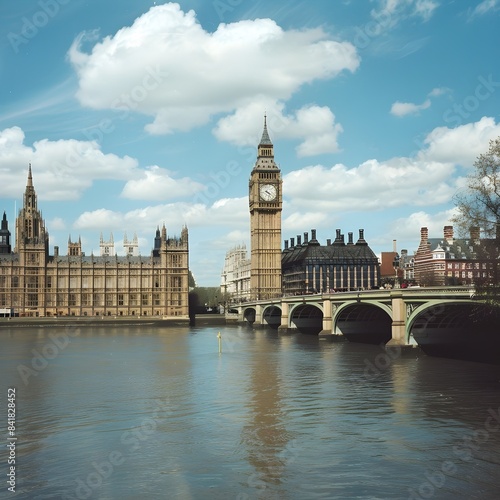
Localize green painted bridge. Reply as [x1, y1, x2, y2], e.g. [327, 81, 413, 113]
[229, 287, 500, 352]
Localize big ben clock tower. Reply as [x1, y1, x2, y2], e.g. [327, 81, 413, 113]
[249, 116, 283, 300]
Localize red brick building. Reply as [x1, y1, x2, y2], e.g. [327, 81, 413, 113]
[414, 225, 498, 286]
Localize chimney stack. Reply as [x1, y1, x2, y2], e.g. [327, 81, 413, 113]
[470, 226, 480, 242]
[303, 232, 308, 244]
[297, 235, 301, 245]
[284, 240, 289, 250]
[421, 227, 429, 243]
[444, 225, 454, 244]
[348, 232, 354, 244]
[393, 239, 397, 252]
[290, 237, 295, 248]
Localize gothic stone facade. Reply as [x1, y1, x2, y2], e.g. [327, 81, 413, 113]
[0, 167, 189, 318]
[249, 117, 283, 300]
[221, 244, 251, 303]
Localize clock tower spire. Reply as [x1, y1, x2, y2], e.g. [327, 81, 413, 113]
[249, 116, 282, 300]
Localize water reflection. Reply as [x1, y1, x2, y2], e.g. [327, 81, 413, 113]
[240, 331, 292, 497]
[1, 325, 500, 499]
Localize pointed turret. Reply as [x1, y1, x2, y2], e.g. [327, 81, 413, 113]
[259, 114, 272, 146]
[27, 163, 33, 187]
[15, 163, 49, 254]
[0, 211, 11, 254]
[254, 114, 278, 170]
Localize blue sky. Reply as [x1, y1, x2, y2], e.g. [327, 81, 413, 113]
[1, 0, 500, 286]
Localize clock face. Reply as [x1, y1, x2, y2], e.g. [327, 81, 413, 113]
[260, 184, 277, 202]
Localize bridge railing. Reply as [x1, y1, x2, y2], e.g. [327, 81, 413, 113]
[236, 286, 476, 308]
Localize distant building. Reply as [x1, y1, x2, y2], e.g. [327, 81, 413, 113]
[282, 229, 380, 294]
[380, 241, 415, 284]
[221, 245, 251, 303]
[414, 225, 499, 286]
[380, 251, 399, 281]
[399, 249, 415, 282]
[0, 166, 189, 318]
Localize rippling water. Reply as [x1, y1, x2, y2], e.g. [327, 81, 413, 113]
[1, 324, 500, 499]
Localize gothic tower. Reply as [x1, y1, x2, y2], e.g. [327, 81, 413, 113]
[14, 165, 49, 312]
[249, 116, 283, 299]
[124, 232, 139, 257]
[15, 164, 49, 260]
[0, 212, 11, 254]
[100, 232, 115, 256]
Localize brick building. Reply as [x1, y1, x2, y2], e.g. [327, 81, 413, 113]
[414, 225, 499, 286]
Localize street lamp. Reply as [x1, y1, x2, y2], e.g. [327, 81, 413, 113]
[393, 254, 400, 288]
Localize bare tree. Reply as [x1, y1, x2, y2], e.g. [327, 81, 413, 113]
[453, 137, 500, 237]
[453, 137, 500, 306]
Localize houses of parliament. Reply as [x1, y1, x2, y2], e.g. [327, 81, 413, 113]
[0, 166, 189, 318]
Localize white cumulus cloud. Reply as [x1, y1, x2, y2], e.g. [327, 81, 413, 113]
[214, 102, 344, 156]
[420, 116, 500, 166]
[68, 3, 359, 154]
[0, 126, 138, 200]
[390, 99, 431, 117]
[121, 166, 204, 201]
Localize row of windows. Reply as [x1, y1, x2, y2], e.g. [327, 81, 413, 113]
[2, 293, 184, 307]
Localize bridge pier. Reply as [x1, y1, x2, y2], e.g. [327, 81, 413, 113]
[253, 304, 263, 327]
[319, 298, 333, 335]
[277, 301, 289, 332]
[387, 292, 410, 347]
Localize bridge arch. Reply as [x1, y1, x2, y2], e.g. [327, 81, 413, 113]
[289, 303, 323, 334]
[406, 299, 478, 334]
[408, 300, 500, 362]
[262, 305, 282, 329]
[243, 307, 256, 326]
[334, 301, 392, 344]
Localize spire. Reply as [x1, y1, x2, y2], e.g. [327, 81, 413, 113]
[259, 114, 272, 146]
[27, 163, 33, 187]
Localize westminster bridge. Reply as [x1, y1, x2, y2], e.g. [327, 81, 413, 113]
[229, 287, 500, 357]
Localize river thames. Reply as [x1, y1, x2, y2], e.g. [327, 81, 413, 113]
[1, 324, 500, 499]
